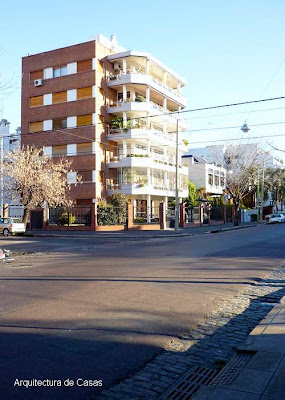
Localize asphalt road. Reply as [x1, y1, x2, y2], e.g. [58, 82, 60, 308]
[0, 224, 285, 400]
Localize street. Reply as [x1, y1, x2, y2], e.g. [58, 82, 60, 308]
[0, 224, 285, 400]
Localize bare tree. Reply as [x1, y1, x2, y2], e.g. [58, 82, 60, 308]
[4, 146, 76, 224]
[223, 143, 265, 225]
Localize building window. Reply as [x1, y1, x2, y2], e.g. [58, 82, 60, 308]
[77, 114, 92, 127]
[77, 59, 92, 72]
[77, 142, 93, 155]
[29, 95, 43, 107]
[67, 171, 77, 184]
[220, 177, 225, 186]
[53, 66, 67, 78]
[53, 118, 67, 130]
[52, 145, 67, 157]
[77, 86, 92, 100]
[29, 121, 43, 133]
[208, 174, 213, 185]
[30, 70, 43, 81]
[118, 92, 130, 101]
[214, 175, 219, 186]
[52, 91, 67, 104]
[78, 170, 93, 182]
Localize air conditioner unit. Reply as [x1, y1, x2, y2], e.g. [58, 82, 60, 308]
[113, 62, 121, 71]
[34, 79, 43, 87]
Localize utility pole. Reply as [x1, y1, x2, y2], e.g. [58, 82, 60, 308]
[257, 168, 260, 222]
[175, 116, 179, 232]
[260, 162, 265, 222]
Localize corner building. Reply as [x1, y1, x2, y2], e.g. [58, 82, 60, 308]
[22, 35, 188, 215]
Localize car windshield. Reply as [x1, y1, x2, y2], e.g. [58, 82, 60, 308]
[11, 218, 23, 223]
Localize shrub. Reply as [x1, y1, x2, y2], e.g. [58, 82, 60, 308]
[57, 211, 76, 225]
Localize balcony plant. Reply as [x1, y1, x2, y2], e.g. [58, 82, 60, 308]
[135, 95, 146, 102]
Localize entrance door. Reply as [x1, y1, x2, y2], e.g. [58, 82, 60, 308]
[30, 210, 44, 230]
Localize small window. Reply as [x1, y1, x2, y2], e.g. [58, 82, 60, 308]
[77, 86, 92, 100]
[30, 70, 43, 81]
[77, 142, 93, 155]
[78, 170, 93, 182]
[53, 66, 67, 78]
[77, 114, 92, 127]
[208, 174, 213, 185]
[214, 175, 219, 186]
[67, 171, 77, 184]
[29, 121, 43, 133]
[77, 59, 92, 72]
[52, 91, 67, 104]
[220, 177, 225, 186]
[53, 118, 67, 130]
[29, 95, 43, 107]
[52, 145, 67, 157]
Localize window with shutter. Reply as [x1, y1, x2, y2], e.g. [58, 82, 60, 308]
[77, 142, 93, 155]
[53, 118, 67, 129]
[77, 114, 92, 127]
[52, 145, 67, 156]
[77, 86, 92, 100]
[29, 95, 43, 107]
[29, 121, 43, 133]
[30, 70, 43, 81]
[52, 91, 67, 104]
[77, 59, 92, 72]
[78, 170, 93, 182]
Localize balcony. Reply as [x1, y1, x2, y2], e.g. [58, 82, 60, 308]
[107, 127, 187, 149]
[107, 100, 187, 129]
[106, 181, 188, 198]
[108, 72, 187, 107]
[107, 153, 189, 174]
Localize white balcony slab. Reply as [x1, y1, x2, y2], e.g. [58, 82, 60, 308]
[108, 73, 187, 107]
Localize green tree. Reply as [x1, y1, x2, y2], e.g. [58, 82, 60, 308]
[184, 181, 199, 207]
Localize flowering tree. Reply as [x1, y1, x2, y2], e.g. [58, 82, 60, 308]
[4, 146, 75, 224]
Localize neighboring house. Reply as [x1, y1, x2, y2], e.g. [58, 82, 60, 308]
[182, 155, 226, 196]
[21, 34, 188, 219]
[189, 143, 285, 210]
[0, 119, 21, 214]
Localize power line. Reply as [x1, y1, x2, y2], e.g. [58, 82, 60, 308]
[1, 94, 285, 142]
[189, 132, 285, 145]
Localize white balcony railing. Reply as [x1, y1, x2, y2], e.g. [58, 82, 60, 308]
[108, 71, 186, 103]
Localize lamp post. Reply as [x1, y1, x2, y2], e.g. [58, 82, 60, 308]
[175, 116, 180, 232]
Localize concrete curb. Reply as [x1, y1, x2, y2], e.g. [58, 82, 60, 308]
[24, 224, 258, 239]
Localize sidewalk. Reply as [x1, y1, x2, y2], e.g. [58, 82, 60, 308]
[195, 296, 285, 400]
[26, 222, 258, 239]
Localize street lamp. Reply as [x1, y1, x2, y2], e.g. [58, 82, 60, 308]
[241, 121, 250, 133]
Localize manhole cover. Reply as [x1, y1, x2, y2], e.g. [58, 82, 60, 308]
[161, 365, 218, 400]
[210, 352, 254, 387]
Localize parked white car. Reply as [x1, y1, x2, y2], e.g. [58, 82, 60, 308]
[0, 217, 26, 236]
[267, 214, 285, 224]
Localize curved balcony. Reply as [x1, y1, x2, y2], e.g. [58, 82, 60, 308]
[106, 182, 188, 198]
[108, 72, 187, 107]
[107, 127, 188, 150]
[107, 100, 187, 130]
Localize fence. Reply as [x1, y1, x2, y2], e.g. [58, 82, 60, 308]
[133, 206, 160, 224]
[97, 205, 127, 226]
[185, 206, 200, 223]
[47, 206, 92, 227]
[210, 206, 224, 221]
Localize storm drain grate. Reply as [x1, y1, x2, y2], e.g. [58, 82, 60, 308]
[161, 365, 218, 400]
[209, 352, 254, 387]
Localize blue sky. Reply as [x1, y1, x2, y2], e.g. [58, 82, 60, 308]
[1, 0, 285, 155]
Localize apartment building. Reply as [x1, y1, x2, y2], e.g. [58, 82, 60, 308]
[21, 35, 188, 216]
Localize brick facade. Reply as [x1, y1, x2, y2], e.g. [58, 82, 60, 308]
[22, 39, 117, 204]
